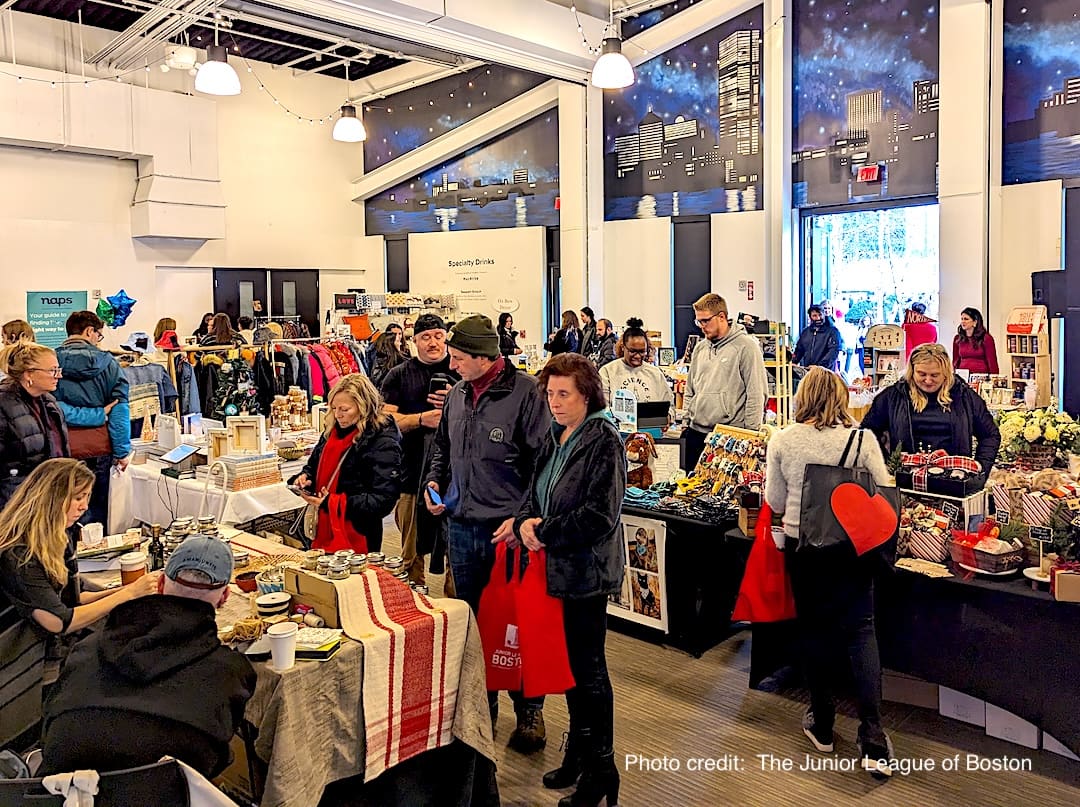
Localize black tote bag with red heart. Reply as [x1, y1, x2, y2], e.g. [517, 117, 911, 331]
[797, 429, 900, 557]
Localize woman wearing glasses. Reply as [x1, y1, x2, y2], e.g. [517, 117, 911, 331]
[0, 343, 106, 510]
[599, 319, 673, 417]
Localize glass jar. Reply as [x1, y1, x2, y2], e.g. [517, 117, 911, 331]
[334, 549, 355, 560]
[349, 555, 367, 574]
[316, 556, 333, 576]
[327, 559, 350, 580]
[302, 550, 323, 571]
[366, 552, 385, 567]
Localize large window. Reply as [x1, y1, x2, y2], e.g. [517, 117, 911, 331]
[804, 203, 939, 327]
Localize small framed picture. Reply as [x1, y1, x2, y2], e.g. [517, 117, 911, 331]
[876, 353, 901, 373]
[658, 347, 676, 367]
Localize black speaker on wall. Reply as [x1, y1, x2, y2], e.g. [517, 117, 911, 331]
[1032, 270, 1067, 317]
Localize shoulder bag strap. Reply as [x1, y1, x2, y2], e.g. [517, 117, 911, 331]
[324, 438, 356, 493]
[838, 429, 860, 468]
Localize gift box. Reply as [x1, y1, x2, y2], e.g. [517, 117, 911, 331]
[908, 529, 948, 562]
[1020, 491, 1058, 527]
[1051, 563, 1080, 603]
[897, 470, 985, 498]
[991, 484, 1024, 520]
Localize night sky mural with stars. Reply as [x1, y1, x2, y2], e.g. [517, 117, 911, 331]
[792, 0, 939, 207]
[360, 65, 558, 236]
[1002, 0, 1080, 185]
[603, 7, 764, 221]
[621, 0, 703, 38]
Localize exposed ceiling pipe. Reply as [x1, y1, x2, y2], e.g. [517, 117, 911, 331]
[111, 0, 220, 70]
[90, 0, 189, 64]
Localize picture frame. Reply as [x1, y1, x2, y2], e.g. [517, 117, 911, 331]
[684, 334, 701, 362]
[658, 347, 677, 367]
[226, 416, 266, 455]
[876, 353, 901, 373]
[207, 429, 230, 462]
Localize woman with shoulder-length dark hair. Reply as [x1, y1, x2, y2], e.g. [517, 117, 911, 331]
[497, 312, 522, 357]
[952, 306, 999, 375]
[544, 311, 582, 356]
[512, 353, 625, 807]
[291, 373, 402, 553]
[198, 313, 242, 347]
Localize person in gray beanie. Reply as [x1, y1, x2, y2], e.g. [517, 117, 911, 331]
[424, 314, 550, 752]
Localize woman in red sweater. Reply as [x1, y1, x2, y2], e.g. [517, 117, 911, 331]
[952, 307, 999, 374]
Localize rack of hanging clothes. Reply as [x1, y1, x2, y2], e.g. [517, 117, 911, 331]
[252, 315, 311, 345]
[115, 351, 180, 438]
[163, 344, 272, 420]
[268, 336, 369, 402]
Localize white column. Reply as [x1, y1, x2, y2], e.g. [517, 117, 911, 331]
[762, 0, 793, 326]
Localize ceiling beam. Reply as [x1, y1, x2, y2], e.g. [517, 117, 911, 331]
[623, 0, 759, 65]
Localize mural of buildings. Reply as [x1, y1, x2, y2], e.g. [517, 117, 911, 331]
[792, 0, 940, 207]
[365, 114, 560, 236]
[1002, 0, 1080, 185]
[604, 7, 764, 220]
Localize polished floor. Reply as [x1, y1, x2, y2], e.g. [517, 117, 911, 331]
[380, 520, 1080, 806]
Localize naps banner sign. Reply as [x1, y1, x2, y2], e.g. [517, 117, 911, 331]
[26, 291, 88, 348]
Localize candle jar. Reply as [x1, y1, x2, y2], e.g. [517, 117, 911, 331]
[327, 559, 350, 580]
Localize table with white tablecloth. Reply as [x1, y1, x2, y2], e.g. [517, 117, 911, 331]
[107, 461, 306, 532]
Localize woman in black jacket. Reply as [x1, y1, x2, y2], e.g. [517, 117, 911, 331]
[497, 312, 522, 357]
[545, 311, 582, 356]
[291, 374, 402, 553]
[861, 343, 1001, 473]
[513, 353, 625, 807]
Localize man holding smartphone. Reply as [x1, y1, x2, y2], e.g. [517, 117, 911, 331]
[379, 314, 459, 586]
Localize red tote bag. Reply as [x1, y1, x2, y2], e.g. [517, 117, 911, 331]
[477, 542, 523, 692]
[516, 549, 575, 698]
[732, 502, 797, 623]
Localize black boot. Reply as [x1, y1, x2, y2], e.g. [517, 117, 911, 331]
[557, 751, 619, 807]
[542, 730, 587, 789]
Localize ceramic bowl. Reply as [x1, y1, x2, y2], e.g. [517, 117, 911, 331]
[255, 591, 291, 618]
[235, 570, 259, 593]
[256, 571, 285, 595]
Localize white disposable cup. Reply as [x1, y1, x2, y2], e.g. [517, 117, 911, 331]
[267, 622, 299, 671]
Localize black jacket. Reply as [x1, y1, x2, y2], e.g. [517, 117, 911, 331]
[515, 416, 626, 599]
[0, 381, 69, 508]
[42, 596, 256, 777]
[793, 317, 841, 368]
[580, 322, 597, 357]
[545, 328, 581, 355]
[298, 419, 403, 548]
[861, 379, 1001, 472]
[590, 333, 618, 368]
[498, 328, 519, 358]
[426, 361, 548, 523]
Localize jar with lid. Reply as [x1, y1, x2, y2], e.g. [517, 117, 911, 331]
[334, 549, 355, 560]
[302, 549, 323, 570]
[327, 559, 350, 580]
[367, 552, 385, 567]
[349, 555, 367, 574]
[316, 556, 333, 576]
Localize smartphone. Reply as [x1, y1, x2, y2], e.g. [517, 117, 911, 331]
[429, 374, 452, 396]
[427, 487, 443, 506]
[288, 484, 310, 497]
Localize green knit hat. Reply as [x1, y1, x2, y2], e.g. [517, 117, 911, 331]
[447, 315, 500, 358]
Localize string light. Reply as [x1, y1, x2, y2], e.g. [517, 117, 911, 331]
[568, 3, 602, 56]
[0, 59, 164, 86]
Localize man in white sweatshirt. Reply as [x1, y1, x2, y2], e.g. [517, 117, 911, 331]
[682, 293, 768, 469]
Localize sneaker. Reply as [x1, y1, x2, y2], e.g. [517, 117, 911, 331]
[508, 707, 547, 753]
[802, 708, 835, 753]
[858, 734, 895, 780]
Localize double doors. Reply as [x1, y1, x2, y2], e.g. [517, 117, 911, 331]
[213, 269, 320, 337]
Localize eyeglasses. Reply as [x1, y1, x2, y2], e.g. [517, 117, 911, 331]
[29, 367, 63, 378]
[694, 314, 718, 327]
[93, 330, 105, 343]
[625, 347, 648, 356]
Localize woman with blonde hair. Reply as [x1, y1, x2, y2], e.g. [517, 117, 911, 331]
[3, 320, 35, 345]
[0, 343, 114, 509]
[861, 343, 1000, 473]
[0, 459, 158, 741]
[290, 374, 402, 552]
[765, 367, 895, 777]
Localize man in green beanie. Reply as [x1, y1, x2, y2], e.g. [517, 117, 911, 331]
[424, 314, 549, 752]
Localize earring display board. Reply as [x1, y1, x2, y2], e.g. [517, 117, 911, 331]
[691, 424, 765, 498]
[607, 514, 668, 633]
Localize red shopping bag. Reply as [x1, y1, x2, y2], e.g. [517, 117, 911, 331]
[477, 542, 523, 692]
[732, 502, 797, 623]
[516, 549, 575, 698]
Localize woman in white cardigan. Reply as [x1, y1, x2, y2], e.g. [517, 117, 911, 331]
[764, 366, 896, 780]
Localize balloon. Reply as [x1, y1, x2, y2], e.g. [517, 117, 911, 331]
[95, 298, 116, 326]
[107, 289, 137, 327]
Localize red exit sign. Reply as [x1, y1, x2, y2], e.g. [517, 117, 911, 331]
[856, 165, 881, 183]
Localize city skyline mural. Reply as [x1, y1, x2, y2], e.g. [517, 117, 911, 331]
[364, 114, 560, 237]
[1003, 1, 1080, 185]
[792, 0, 940, 207]
[603, 6, 764, 220]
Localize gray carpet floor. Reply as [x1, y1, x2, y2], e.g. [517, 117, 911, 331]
[379, 519, 1080, 806]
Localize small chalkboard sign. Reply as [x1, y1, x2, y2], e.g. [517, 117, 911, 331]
[1029, 525, 1054, 543]
[996, 509, 1011, 526]
[941, 501, 961, 522]
[1072, 514, 1080, 529]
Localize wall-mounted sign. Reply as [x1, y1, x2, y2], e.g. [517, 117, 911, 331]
[494, 297, 519, 313]
[334, 293, 358, 311]
[26, 291, 88, 348]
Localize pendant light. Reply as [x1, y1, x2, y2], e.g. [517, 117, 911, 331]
[195, 12, 240, 96]
[591, 1, 634, 89]
[333, 61, 366, 143]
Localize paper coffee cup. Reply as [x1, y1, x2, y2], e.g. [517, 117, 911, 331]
[119, 551, 147, 585]
[267, 622, 299, 672]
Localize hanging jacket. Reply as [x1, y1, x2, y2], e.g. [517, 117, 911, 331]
[174, 356, 201, 416]
[54, 338, 131, 460]
[253, 355, 276, 415]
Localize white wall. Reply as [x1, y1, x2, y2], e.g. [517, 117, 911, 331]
[602, 217, 673, 344]
[712, 211, 767, 318]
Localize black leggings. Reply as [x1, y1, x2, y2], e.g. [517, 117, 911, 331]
[563, 595, 614, 753]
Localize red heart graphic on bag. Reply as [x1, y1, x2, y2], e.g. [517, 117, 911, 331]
[831, 482, 898, 555]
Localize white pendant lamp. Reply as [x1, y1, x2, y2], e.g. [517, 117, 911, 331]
[591, 1, 634, 89]
[333, 61, 366, 142]
[195, 11, 240, 96]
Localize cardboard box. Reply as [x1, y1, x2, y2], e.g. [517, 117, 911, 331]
[1053, 569, 1080, 603]
[882, 671, 939, 709]
[738, 507, 760, 536]
[284, 567, 341, 628]
[985, 704, 1040, 750]
[214, 734, 255, 803]
[1043, 732, 1080, 761]
[939, 687, 986, 727]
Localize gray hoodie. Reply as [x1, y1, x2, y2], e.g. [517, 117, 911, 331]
[683, 323, 767, 432]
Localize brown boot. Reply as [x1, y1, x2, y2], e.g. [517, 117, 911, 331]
[508, 706, 546, 753]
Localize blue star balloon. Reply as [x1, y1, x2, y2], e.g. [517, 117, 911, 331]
[106, 289, 137, 327]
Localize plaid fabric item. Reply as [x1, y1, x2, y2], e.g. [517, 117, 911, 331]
[900, 451, 982, 492]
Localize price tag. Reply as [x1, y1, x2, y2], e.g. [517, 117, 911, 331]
[1072, 515, 1080, 529]
[1067, 497, 1080, 511]
[1029, 525, 1053, 543]
[996, 510, 1011, 526]
[941, 502, 961, 522]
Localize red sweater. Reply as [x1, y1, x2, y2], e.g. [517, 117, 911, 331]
[952, 332, 999, 375]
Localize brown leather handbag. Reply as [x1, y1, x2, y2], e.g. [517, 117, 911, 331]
[67, 425, 112, 459]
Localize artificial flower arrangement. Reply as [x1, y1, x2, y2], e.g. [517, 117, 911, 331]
[995, 403, 1080, 467]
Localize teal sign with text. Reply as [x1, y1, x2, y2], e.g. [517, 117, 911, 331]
[26, 291, 88, 348]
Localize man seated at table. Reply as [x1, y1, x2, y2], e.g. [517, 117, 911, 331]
[40, 536, 256, 778]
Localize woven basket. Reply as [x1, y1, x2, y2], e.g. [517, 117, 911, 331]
[947, 540, 1026, 573]
[1015, 443, 1057, 472]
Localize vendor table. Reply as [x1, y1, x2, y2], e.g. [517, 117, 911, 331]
[85, 532, 497, 806]
[743, 547, 1080, 758]
[108, 461, 304, 531]
[616, 505, 747, 657]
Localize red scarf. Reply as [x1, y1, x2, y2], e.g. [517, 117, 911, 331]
[314, 426, 368, 553]
[470, 356, 505, 406]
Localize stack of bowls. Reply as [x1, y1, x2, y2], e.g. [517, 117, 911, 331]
[256, 570, 285, 595]
[255, 592, 291, 618]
